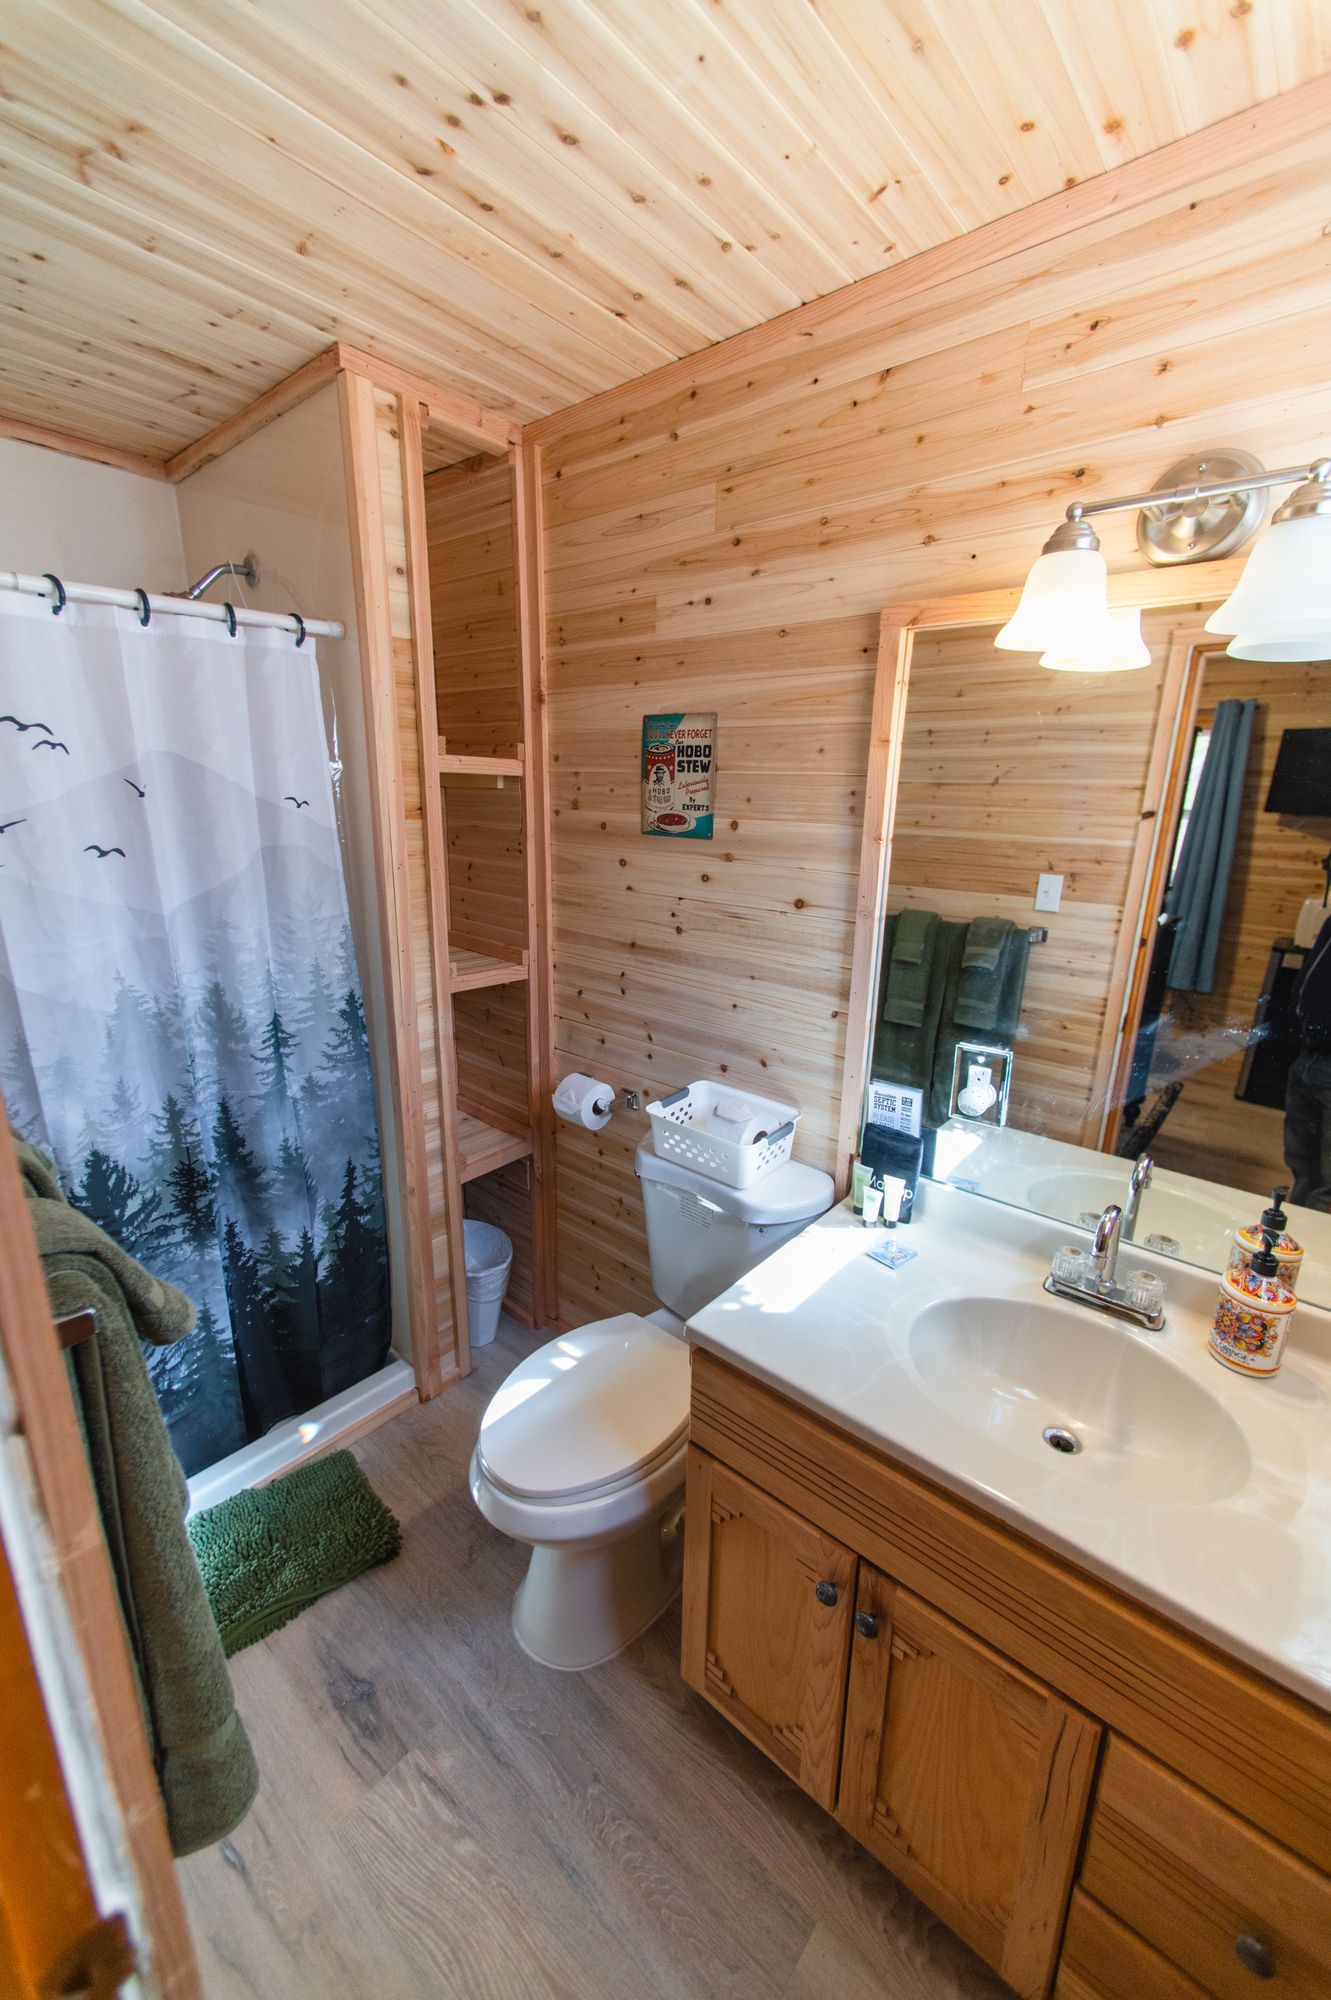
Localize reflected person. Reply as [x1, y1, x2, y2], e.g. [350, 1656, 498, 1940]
[1286, 912, 1331, 1211]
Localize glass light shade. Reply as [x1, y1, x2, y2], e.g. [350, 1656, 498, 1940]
[1041, 607, 1151, 673]
[1205, 514, 1331, 637]
[1226, 628, 1331, 663]
[994, 547, 1109, 652]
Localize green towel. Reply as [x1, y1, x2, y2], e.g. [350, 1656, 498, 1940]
[931, 924, 1032, 1123]
[882, 908, 939, 1028]
[16, 1136, 258, 1857]
[189, 1450, 401, 1656]
[874, 915, 962, 1094]
[954, 918, 1030, 1035]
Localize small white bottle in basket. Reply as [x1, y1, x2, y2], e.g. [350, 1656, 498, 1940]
[645, 1079, 801, 1189]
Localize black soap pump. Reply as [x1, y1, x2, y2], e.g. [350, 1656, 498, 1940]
[1229, 1184, 1303, 1293]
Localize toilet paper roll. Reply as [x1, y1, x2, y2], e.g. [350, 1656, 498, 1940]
[553, 1071, 615, 1131]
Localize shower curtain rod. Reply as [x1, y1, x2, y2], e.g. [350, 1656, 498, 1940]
[0, 569, 344, 640]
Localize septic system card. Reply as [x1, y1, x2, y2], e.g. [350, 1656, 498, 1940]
[641, 712, 717, 838]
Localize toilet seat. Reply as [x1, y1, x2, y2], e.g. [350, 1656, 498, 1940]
[474, 1313, 689, 1505]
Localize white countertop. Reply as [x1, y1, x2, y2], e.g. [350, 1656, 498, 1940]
[686, 1180, 1331, 1714]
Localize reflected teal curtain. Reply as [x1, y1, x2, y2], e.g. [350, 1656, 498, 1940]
[1164, 697, 1257, 994]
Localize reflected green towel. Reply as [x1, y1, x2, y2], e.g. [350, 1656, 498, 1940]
[882, 908, 940, 1028]
[189, 1451, 401, 1656]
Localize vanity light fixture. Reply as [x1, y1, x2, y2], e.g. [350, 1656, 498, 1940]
[1040, 606, 1151, 674]
[998, 449, 1331, 668]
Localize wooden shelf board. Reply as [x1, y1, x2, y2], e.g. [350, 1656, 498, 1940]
[449, 942, 530, 992]
[437, 742, 525, 779]
[456, 1110, 533, 1184]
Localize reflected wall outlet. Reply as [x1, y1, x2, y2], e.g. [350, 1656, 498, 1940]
[1035, 873, 1063, 913]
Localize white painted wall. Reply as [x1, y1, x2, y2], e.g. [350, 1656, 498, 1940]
[0, 438, 184, 586]
[175, 385, 410, 1366]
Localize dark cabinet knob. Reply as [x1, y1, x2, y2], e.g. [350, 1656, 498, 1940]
[855, 1610, 879, 1640]
[1234, 1934, 1277, 1980]
[814, 1580, 838, 1608]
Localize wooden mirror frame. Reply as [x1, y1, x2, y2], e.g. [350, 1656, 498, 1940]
[836, 558, 1253, 1193]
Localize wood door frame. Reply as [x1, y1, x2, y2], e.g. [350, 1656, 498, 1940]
[0, 1117, 202, 1999]
[838, 568, 1246, 1190]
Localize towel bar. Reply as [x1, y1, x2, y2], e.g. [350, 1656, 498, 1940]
[54, 1308, 97, 1350]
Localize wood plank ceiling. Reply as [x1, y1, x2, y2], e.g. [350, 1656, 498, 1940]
[1, 0, 1328, 462]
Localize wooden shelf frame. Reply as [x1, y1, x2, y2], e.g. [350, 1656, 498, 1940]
[456, 1110, 535, 1184]
[448, 938, 530, 993]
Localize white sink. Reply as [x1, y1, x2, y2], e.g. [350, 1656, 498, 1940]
[1025, 1170, 1238, 1263]
[907, 1295, 1251, 1503]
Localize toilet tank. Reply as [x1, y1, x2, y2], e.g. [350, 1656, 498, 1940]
[635, 1141, 834, 1324]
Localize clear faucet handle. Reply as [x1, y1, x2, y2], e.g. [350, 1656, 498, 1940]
[1125, 1270, 1165, 1316]
[1052, 1245, 1092, 1285]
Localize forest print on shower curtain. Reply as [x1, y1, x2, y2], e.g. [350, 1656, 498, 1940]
[0, 596, 390, 1475]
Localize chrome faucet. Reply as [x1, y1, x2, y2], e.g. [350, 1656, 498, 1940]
[1123, 1155, 1152, 1242]
[1044, 1195, 1165, 1329]
[1089, 1202, 1123, 1286]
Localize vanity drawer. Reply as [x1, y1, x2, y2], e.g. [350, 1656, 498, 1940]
[1056, 1890, 1206, 2000]
[1080, 1737, 1331, 1997]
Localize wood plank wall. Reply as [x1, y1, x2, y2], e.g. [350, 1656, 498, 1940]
[1149, 657, 1331, 1190]
[425, 457, 523, 758]
[537, 120, 1331, 1329]
[885, 606, 1197, 1142]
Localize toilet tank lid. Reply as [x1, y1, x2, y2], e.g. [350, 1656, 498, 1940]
[635, 1141, 835, 1225]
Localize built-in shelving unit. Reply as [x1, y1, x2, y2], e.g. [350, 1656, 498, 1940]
[456, 1110, 534, 1184]
[447, 939, 529, 993]
[417, 441, 552, 1359]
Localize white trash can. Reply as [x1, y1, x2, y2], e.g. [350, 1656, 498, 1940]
[464, 1219, 513, 1348]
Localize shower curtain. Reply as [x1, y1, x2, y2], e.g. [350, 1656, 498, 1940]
[0, 595, 390, 1475]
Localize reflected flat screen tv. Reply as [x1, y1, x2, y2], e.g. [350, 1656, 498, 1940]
[1265, 728, 1331, 816]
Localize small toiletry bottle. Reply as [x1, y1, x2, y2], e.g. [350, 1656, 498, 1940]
[1227, 1186, 1304, 1293]
[1210, 1229, 1296, 1377]
[851, 1159, 871, 1216]
[861, 1176, 884, 1226]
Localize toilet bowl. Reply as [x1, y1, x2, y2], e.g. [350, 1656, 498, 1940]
[469, 1314, 691, 1669]
[471, 1141, 835, 1669]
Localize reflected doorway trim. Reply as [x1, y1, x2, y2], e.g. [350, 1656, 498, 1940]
[1099, 633, 1222, 1154]
[840, 563, 1249, 1193]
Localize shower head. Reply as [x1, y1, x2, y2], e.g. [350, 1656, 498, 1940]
[183, 552, 260, 601]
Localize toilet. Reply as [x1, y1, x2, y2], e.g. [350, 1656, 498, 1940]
[469, 1138, 834, 1669]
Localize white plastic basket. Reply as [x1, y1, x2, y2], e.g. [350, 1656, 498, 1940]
[646, 1080, 801, 1188]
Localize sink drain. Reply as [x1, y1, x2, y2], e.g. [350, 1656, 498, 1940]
[1042, 1425, 1082, 1455]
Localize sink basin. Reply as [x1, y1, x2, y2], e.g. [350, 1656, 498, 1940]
[1025, 1170, 1238, 1263]
[908, 1296, 1251, 1503]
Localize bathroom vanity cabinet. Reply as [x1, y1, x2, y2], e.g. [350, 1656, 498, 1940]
[682, 1349, 1331, 1999]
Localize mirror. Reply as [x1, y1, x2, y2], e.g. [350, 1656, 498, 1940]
[857, 590, 1331, 1305]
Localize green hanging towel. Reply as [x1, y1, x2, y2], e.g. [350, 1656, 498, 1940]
[16, 1134, 258, 1858]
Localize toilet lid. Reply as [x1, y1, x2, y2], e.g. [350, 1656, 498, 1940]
[476, 1314, 690, 1502]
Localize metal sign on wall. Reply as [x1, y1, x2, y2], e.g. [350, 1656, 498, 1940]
[641, 712, 717, 839]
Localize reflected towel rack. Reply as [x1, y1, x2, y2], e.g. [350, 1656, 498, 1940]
[54, 1308, 97, 1350]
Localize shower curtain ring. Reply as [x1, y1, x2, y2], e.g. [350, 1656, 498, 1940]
[133, 587, 151, 627]
[289, 613, 307, 648]
[41, 573, 66, 616]
[222, 601, 238, 637]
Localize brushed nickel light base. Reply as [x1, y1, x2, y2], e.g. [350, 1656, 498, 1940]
[1136, 449, 1268, 566]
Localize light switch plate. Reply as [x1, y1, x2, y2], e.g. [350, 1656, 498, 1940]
[1035, 872, 1063, 913]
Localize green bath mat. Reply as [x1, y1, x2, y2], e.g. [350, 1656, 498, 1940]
[188, 1450, 401, 1657]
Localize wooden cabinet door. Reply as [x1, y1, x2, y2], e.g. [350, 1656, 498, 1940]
[681, 1446, 857, 1810]
[837, 1566, 1100, 2000]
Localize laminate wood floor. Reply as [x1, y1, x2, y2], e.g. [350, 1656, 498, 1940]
[179, 1318, 1010, 2000]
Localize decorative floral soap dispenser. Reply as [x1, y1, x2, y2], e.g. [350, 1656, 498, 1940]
[1227, 1186, 1304, 1293]
[1210, 1228, 1296, 1378]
